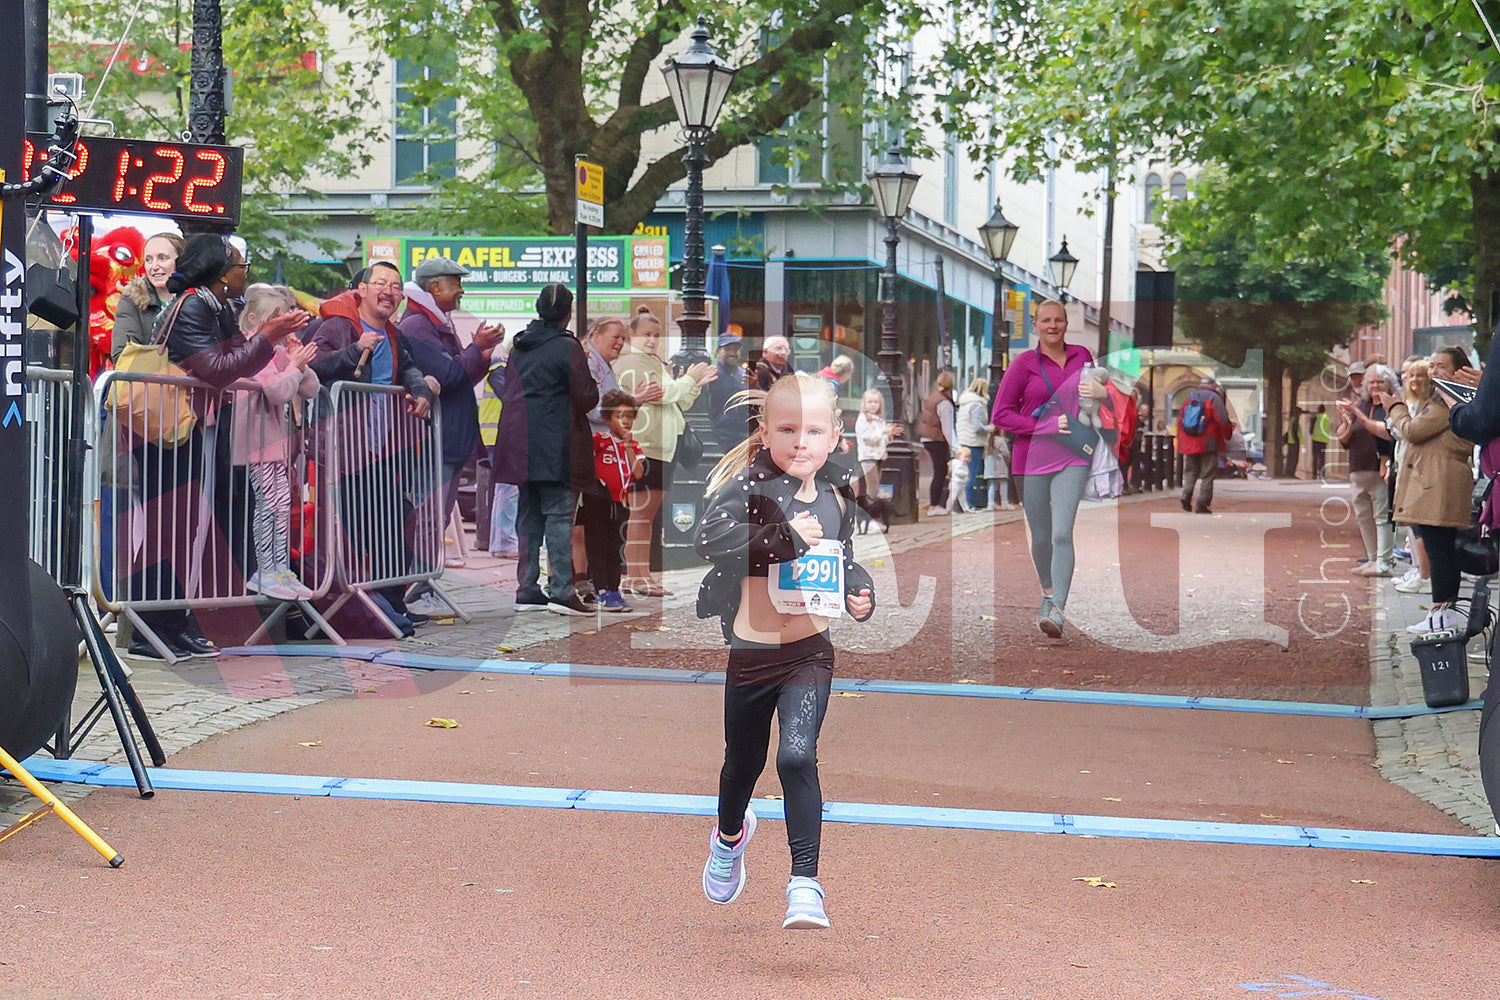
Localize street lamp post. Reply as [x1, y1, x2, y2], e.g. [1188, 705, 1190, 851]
[658, 17, 735, 571]
[978, 198, 1019, 391]
[661, 16, 735, 367]
[868, 142, 922, 524]
[1049, 237, 1079, 299]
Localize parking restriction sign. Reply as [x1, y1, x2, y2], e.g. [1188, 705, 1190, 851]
[576, 158, 604, 228]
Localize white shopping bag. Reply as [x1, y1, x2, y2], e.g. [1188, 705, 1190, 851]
[768, 538, 845, 618]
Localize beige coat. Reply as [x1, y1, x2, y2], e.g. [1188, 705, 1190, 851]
[612, 347, 703, 463]
[1388, 397, 1474, 528]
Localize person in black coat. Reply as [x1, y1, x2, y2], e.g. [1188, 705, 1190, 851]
[491, 283, 599, 614]
[127, 235, 306, 660]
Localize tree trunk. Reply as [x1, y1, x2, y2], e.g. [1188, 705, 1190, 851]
[1472, 164, 1500, 352]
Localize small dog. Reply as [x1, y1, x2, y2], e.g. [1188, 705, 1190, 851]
[946, 447, 973, 513]
[853, 494, 893, 535]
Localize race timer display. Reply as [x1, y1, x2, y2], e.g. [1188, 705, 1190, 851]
[23, 134, 244, 226]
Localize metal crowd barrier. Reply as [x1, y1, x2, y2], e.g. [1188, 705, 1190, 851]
[26, 366, 93, 587]
[320, 379, 466, 638]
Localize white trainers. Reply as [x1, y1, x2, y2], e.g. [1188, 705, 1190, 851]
[1393, 572, 1430, 594]
[1406, 608, 1463, 634]
[783, 876, 830, 929]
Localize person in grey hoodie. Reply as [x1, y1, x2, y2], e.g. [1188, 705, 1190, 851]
[955, 378, 994, 510]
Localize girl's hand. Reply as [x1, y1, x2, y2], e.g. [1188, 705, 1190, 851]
[687, 361, 717, 386]
[847, 588, 872, 618]
[286, 338, 317, 370]
[634, 381, 665, 404]
[788, 511, 823, 545]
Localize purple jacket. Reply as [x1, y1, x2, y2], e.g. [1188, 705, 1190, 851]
[399, 293, 489, 466]
[991, 345, 1094, 475]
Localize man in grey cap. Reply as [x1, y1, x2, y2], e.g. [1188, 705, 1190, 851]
[707, 330, 749, 451]
[400, 257, 505, 602]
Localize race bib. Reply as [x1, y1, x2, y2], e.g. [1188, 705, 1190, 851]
[768, 539, 845, 618]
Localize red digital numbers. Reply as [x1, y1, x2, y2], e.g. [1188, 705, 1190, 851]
[24, 133, 242, 224]
[141, 147, 184, 210]
[183, 151, 227, 214]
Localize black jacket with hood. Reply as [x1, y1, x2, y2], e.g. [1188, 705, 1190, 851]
[490, 318, 599, 492]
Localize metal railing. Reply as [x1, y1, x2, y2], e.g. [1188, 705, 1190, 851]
[26, 366, 91, 587]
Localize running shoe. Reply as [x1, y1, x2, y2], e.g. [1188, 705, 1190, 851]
[1406, 608, 1463, 634]
[1038, 596, 1064, 639]
[783, 876, 830, 929]
[597, 590, 632, 613]
[1394, 571, 1429, 594]
[703, 810, 757, 904]
[548, 595, 594, 616]
[514, 591, 550, 612]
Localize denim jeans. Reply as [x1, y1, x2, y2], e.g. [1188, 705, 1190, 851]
[966, 446, 988, 508]
[516, 480, 576, 601]
[490, 482, 519, 553]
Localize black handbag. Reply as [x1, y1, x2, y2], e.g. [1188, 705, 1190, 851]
[1457, 477, 1500, 577]
[676, 408, 704, 471]
[1034, 360, 1097, 459]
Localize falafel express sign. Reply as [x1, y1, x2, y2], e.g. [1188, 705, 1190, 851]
[365, 236, 670, 292]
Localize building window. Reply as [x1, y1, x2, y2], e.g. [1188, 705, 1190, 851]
[394, 58, 457, 186]
[1143, 173, 1162, 223]
[1169, 171, 1188, 201]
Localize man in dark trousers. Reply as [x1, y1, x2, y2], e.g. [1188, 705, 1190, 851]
[1175, 375, 1232, 514]
[490, 283, 599, 616]
[308, 261, 436, 629]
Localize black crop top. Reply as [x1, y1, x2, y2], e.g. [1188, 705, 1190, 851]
[747, 487, 843, 578]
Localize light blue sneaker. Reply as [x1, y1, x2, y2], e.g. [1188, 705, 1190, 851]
[702, 810, 756, 904]
[783, 876, 830, 929]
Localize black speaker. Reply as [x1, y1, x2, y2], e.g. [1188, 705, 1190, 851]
[0, 562, 79, 761]
[1135, 270, 1176, 349]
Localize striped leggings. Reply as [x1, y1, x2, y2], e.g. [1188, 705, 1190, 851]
[250, 462, 293, 574]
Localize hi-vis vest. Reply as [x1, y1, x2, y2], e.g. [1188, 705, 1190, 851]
[479, 359, 504, 447]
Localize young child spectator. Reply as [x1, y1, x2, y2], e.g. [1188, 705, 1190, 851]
[986, 432, 1016, 508]
[236, 283, 321, 601]
[585, 390, 646, 612]
[947, 446, 973, 513]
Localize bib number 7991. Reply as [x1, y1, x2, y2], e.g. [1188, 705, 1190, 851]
[769, 539, 844, 618]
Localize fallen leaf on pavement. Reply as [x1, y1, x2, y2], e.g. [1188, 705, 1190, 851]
[294, 741, 322, 747]
[957, 679, 978, 684]
[1073, 876, 1117, 888]
[980, 614, 996, 621]
[1260, 813, 1281, 820]
[1069, 963, 1090, 969]
[426, 718, 460, 729]
[1276, 759, 1294, 764]
[496, 646, 514, 653]
[1101, 797, 1122, 802]
[1350, 879, 1376, 885]
[835, 692, 865, 698]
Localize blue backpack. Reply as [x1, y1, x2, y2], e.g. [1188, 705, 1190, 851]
[1181, 398, 1208, 435]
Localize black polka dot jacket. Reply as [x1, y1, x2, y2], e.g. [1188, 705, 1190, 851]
[694, 448, 877, 642]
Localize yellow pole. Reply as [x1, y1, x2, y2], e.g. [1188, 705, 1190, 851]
[0, 747, 123, 867]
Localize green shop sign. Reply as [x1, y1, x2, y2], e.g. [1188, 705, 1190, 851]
[364, 235, 671, 292]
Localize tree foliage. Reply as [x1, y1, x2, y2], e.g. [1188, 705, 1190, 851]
[1168, 174, 1387, 384]
[48, 0, 379, 284]
[358, 0, 956, 237]
[931, 0, 1500, 334]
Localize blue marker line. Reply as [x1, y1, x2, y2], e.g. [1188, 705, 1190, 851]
[220, 646, 1484, 720]
[21, 757, 1500, 858]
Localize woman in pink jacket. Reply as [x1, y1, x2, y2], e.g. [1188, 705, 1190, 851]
[990, 299, 1107, 638]
[235, 284, 321, 601]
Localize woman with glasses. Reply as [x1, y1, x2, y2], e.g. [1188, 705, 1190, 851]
[123, 235, 308, 660]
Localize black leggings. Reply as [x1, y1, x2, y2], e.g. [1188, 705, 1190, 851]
[1413, 524, 1460, 605]
[924, 440, 951, 507]
[718, 632, 834, 878]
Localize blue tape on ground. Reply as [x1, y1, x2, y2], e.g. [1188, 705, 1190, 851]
[19, 757, 1500, 857]
[220, 646, 1483, 720]
[329, 778, 578, 808]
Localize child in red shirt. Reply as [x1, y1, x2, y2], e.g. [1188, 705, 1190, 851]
[585, 390, 646, 611]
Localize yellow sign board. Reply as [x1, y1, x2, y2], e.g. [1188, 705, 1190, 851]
[576, 158, 604, 206]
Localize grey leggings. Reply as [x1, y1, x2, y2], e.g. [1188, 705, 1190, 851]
[1019, 464, 1089, 609]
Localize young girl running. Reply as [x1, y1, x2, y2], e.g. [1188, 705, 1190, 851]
[694, 374, 876, 930]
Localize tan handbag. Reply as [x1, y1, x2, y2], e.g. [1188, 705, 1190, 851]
[109, 295, 198, 448]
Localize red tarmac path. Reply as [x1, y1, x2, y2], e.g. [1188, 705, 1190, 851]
[4, 486, 1499, 998]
